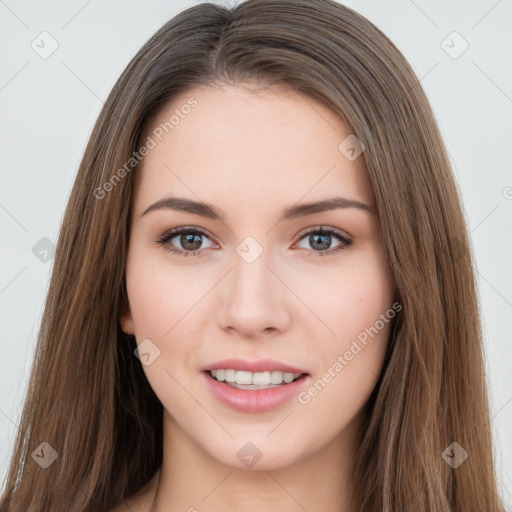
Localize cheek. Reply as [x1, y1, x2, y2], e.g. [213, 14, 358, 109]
[300, 256, 393, 343]
[300, 251, 394, 396]
[125, 248, 200, 337]
[125, 247, 212, 381]
[125, 252, 204, 415]
[299, 310, 392, 435]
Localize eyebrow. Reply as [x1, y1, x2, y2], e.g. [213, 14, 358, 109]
[140, 196, 374, 221]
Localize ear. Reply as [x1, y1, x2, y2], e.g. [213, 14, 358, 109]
[120, 308, 135, 335]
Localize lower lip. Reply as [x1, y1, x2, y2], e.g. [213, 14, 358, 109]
[201, 371, 310, 413]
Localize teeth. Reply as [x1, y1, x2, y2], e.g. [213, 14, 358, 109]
[236, 370, 253, 385]
[209, 369, 302, 386]
[253, 372, 271, 386]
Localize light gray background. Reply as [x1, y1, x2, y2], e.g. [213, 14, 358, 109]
[1, 0, 511, 505]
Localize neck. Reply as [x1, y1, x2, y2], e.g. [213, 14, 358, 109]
[149, 409, 363, 512]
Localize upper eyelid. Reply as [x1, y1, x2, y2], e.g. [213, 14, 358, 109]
[296, 225, 351, 240]
[159, 226, 213, 242]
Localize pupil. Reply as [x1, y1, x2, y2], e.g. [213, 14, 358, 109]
[311, 233, 330, 250]
[181, 233, 202, 250]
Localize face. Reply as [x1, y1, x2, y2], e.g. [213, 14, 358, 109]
[122, 82, 396, 471]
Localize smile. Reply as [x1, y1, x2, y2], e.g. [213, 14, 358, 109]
[202, 370, 310, 413]
[209, 369, 304, 389]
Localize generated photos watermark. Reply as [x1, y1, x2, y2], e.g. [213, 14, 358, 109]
[93, 97, 198, 200]
[297, 301, 402, 405]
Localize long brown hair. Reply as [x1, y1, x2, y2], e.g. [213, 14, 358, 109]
[0, 1, 505, 510]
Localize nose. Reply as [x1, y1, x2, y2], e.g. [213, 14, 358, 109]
[215, 245, 291, 339]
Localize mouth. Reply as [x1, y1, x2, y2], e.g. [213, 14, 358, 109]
[200, 358, 311, 412]
[201, 365, 311, 413]
[205, 369, 309, 390]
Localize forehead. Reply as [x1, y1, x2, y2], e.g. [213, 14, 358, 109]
[133, 83, 372, 217]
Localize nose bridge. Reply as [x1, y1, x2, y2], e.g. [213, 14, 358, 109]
[231, 238, 275, 304]
[216, 236, 289, 335]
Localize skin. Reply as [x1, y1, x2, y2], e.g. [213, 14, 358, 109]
[118, 82, 396, 512]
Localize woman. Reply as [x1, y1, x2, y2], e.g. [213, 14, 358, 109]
[0, 0, 506, 510]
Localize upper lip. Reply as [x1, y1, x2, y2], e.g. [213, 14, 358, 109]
[200, 358, 309, 375]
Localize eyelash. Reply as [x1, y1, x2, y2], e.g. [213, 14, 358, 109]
[155, 225, 352, 257]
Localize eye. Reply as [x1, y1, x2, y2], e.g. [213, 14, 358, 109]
[294, 226, 352, 256]
[155, 225, 352, 257]
[155, 226, 216, 256]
